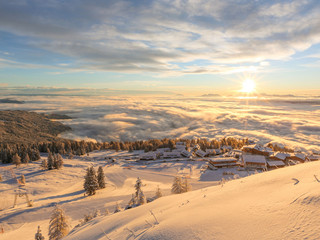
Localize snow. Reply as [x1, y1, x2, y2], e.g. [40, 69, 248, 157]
[65, 160, 320, 240]
[2, 150, 320, 239]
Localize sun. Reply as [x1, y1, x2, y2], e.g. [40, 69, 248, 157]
[241, 78, 256, 93]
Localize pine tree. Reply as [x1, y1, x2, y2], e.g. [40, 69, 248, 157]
[182, 178, 191, 193]
[114, 202, 122, 213]
[126, 194, 136, 209]
[41, 159, 48, 170]
[83, 167, 99, 196]
[133, 177, 146, 206]
[171, 176, 184, 194]
[138, 191, 146, 205]
[93, 209, 100, 218]
[20, 175, 26, 185]
[155, 186, 162, 198]
[97, 166, 106, 189]
[35, 226, 45, 240]
[105, 208, 109, 215]
[48, 205, 69, 240]
[55, 154, 63, 170]
[24, 153, 30, 165]
[13, 153, 21, 167]
[47, 152, 54, 170]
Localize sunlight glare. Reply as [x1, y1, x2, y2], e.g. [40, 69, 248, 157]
[241, 78, 255, 93]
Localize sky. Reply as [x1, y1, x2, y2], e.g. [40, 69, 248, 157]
[0, 0, 320, 94]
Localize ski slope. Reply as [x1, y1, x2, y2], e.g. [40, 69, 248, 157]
[66, 160, 320, 240]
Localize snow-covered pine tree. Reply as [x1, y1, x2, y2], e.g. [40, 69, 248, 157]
[47, 152, 54, 170]
[126, 194, 136, 209]
[93, 209, 100, 218]
[83, 166, 99, 196]
[155, 185, 162, 198]
[41, 159, 48, 170]
[24, 153, 30, 165]
[13, 153, 21, 167]
[114, 202, 122, 213]
[55, 154, 63, 170]
[48, 205, 69, 240]
[171, 176, 184, 194]
[182, 177, 191, 193]
[131, 177, 146, 206]
[35, 226, 45, 240]
[138, 191, 146, 205]
[97, 166, 106, 189]
[20, 175, 26, 185]
[105, 208, 109, 215]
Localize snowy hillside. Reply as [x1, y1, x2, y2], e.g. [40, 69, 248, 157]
[0, 150, 222, 239]
[65, 160, 320, 240]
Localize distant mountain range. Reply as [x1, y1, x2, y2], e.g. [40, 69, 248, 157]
[0, 110, 71, 144]
[0, 98, 25, 104]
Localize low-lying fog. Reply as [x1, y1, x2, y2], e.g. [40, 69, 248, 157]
[2, 94, 320, 151]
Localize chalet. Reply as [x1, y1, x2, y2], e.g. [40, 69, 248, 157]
[242, 144, 272, 156]
[287, 153, 307, 163]
[156, 148, 171, 153]
[269, 152, 290, 162]
[242, 154, 267, 170]
[139, 152, 157, 161]
[163, 151, 181, 159]
[195, 149, 207, 158]
[307, 155, 320, 161]
[181, 149, 193, 158]
[208, 157, 238, 168]
[267, 160, 285, 169]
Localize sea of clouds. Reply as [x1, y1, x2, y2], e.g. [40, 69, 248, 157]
[1, 93, 320, 152]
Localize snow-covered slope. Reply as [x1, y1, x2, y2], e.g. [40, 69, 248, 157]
[65, 161, 320, 240]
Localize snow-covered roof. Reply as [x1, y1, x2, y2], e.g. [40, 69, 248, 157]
[209, 157, 237, 163]
[156, 148, 171, 153]
[242, 155, 266, 164]
[267, 161, 285, 167]
[307, 155, 319, 161]
[291, 153, 306, 160]
[273, 152, 290, 160]
[163, 152, 181, 158]
[195, 149, 206, 157]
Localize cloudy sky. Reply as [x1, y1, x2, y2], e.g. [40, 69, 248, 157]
[0, 0, 320, 94]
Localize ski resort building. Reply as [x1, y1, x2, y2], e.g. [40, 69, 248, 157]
[163, 151, 181, 159]
[139, 152, 158, 160]
[195, 149, 207, 158]
[181, 149, 193, 158]
[242, 144, 273, 156]
[267, 160, 286, 169]
[208, 157, 238, 169]
[242, 154, 267, 170]
[287, 153, 307, 163]
[307, 155, 320, 161]
[269, 152, 290, 162]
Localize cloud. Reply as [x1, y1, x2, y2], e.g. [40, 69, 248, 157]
[0, 0, 319, 74]
[2, 92, 320, 151]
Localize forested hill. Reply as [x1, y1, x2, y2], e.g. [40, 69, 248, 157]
[0, 110, 71, 145]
